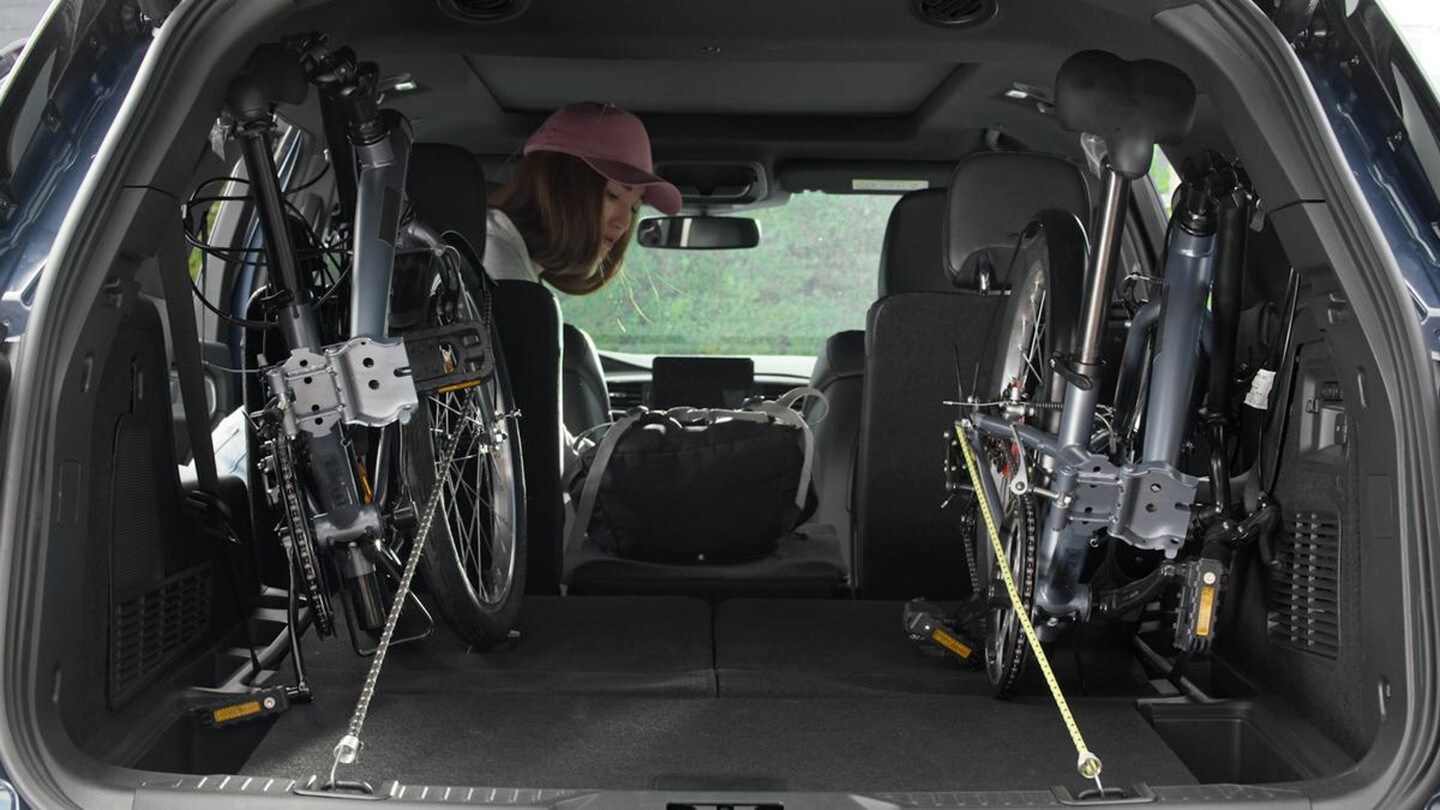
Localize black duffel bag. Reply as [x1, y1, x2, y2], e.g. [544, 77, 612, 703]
[564, 388, 823, 565]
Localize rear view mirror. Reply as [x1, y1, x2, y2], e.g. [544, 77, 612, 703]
[636, 216, 760, 250]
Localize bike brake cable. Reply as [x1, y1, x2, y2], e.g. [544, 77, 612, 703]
[324, 423, 469, 789]
[954, 420, 1108, 793]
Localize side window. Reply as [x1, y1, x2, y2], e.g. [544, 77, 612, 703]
[1148, 147, 1179, 215]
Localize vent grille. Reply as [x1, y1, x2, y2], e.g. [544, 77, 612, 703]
[916, 0, 996, 27]
[609, 381, 646, 411]
[1267, 511, 1341, 659]
[437, 0, 527, 23]
[109, 563, 212, 707]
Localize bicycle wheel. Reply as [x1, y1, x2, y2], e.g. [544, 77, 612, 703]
[399, 260, 527, 650]
[976, 209, 1086, 696]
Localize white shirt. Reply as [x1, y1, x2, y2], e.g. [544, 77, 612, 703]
[484, 209, 544, 284]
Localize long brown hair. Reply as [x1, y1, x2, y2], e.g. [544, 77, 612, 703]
[489, 151, 635, 295]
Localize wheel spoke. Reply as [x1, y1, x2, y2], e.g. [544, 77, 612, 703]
[416, 373, 516, 608]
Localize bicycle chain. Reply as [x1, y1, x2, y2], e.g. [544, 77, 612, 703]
[994, 493, 1039, 699]
[959, 495, 980, 597]
[270, 434, 335, 637]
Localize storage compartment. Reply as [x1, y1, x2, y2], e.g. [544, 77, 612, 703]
[1140, 700, 1354, 784]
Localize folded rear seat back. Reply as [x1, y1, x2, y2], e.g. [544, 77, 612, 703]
[853, 153, 1090, 600]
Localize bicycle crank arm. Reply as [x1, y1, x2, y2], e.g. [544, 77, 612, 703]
[1092, 562, 1179, 618]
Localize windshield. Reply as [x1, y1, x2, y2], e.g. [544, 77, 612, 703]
[560, 192, 900, 356]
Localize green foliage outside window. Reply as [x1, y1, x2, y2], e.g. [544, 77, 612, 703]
[1150, 146, 1179, 215]
[560, 192, 900, 356]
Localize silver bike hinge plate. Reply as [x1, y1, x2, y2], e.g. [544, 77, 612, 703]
[268, 338, 419, 438]
[1068, 455, 1121, 527]
[1111, 461, 1199, 556]
[1063, 455, 1198, 556]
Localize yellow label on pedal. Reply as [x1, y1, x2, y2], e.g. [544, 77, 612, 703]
[212, 700, 262, 724]
[1197, 585, 1216, 637]
[931, 628, 974, 659]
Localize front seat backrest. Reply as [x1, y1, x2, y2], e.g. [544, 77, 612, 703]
[563, 323, 611, 436]
[806, 187, 951, 577]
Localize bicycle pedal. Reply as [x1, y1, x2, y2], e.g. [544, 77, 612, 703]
[195, 686, 291, 729]
[926, 624, 984, 669]
[405, 321, 494, 395]
[1174, 558, 1226, 653]
[903, 600, 983, 669]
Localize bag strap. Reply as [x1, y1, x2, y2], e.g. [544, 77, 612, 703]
[563, 409, 643, 567]
[745, 386, 825, 509]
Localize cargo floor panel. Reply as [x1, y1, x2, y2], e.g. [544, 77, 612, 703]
[714, 598, 1153, 697]
[296, 595, 718, 696]
[240, 692, 1196, 792]
[238, 596, 1195, 790]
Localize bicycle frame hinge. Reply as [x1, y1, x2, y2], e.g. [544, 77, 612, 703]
[264, 337, 418, 438]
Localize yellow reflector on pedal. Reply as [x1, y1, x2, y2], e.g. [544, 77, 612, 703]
[1197, 585, 1216, 637]
[930, 627, 974, 659]
[212, 700, 262, 724]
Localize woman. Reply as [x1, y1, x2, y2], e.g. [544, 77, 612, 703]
[484, 102, 681, 292]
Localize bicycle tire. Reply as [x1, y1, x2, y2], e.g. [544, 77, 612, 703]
[978, 209, 1087, 697]
[398, 258, 528, 650]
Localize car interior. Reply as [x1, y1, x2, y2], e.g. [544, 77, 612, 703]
[3, 0, 1439, 807]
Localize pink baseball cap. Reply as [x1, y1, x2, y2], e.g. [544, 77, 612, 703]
[523, 102, 683, 215]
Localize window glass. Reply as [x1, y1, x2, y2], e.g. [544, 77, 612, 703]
[1149, 147, 1179, 215]
[1377, 0, 1440, 93]
[561, 192, 901, 356]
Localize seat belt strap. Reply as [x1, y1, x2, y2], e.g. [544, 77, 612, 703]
[157, 208, 219, 494]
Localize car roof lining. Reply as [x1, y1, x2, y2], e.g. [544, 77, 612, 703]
[275, 0, 1219, 190]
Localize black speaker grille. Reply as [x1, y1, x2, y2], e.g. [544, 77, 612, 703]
[916, 0, 996, 27]
[1267, 511, 1341, 659]
[437, 0, 527, 23]
[108, 563, 212, 708]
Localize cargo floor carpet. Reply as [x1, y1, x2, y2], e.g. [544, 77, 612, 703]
[240, 596, 1193, 792]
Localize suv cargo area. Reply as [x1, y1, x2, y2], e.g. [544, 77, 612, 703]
[2, 0, 1438, 807]
[83, 594, 1352, 796]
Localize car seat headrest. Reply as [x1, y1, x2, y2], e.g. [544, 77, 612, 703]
[877, 188, 949, 296]
[405, 143, 489, 256]
[944, 152, 1091, 292]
